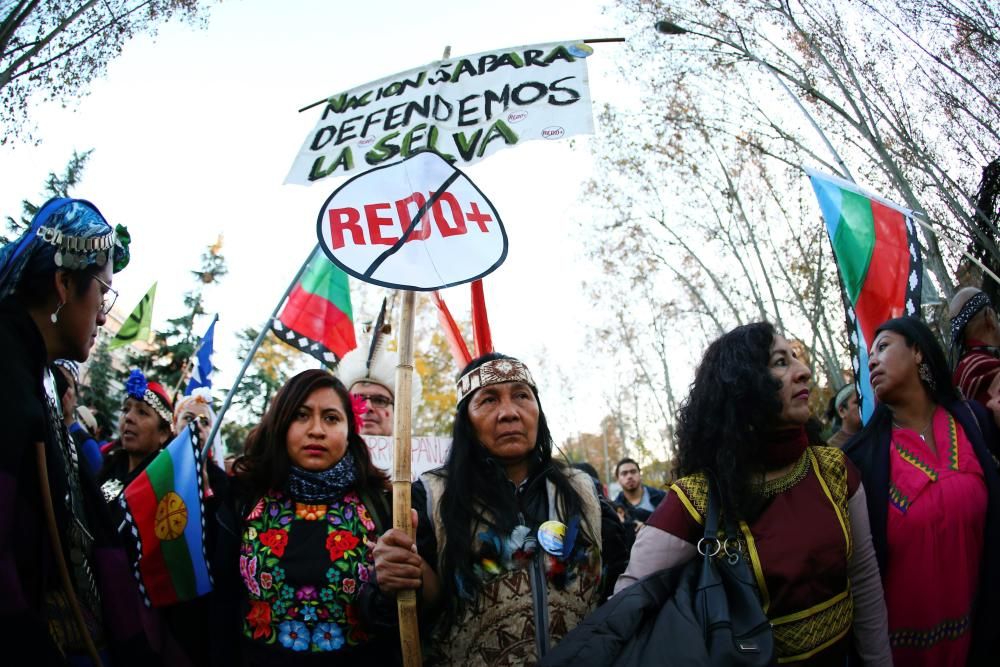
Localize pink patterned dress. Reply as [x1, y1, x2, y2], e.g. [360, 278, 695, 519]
[885, 406, 987, 666]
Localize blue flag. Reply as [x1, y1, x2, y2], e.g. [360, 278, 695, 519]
[185, 315, 217, 395]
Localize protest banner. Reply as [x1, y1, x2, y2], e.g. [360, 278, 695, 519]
[287, 40, 595, 185]
[363, 435, 452, 480]
[316, 150, 506, 290]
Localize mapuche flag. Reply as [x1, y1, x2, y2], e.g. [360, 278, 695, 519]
[121, 425, 212, 607]
[109, 282, 156, 350]
[808, 168, 922, 422]
[271, 251, 357, 365]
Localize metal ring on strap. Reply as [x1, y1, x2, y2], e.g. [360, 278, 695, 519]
[697, 537, 721, 557]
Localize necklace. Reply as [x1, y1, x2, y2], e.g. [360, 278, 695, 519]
[892, 411, 935, 440]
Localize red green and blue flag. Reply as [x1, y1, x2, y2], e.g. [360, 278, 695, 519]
[808, 168, 922, 422]
[272, 251, 357, 366]
[121, 426, 213, 607]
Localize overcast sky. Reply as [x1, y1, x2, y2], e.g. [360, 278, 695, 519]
[0, 0, 648, 445]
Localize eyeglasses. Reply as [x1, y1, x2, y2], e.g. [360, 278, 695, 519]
[91, 274, 119, 316]
[353, 393, 393, 409]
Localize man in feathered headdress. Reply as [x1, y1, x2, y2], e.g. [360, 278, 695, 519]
[335, 301, 422, 436]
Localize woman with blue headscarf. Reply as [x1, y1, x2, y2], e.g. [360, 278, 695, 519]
[0, 198, 150, 665]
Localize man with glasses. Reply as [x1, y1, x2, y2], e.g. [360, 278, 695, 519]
[336, 346, 423, 436]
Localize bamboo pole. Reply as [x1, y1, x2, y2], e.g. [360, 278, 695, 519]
[393, 289, 422, 666]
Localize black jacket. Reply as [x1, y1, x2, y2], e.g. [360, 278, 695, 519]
[843, 398, 1000, 664]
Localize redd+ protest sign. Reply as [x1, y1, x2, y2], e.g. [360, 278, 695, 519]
[316, 151, 507, 291]
[287, 40, 594, 185]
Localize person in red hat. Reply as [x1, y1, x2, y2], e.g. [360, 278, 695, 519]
[97, 368, 173, 507]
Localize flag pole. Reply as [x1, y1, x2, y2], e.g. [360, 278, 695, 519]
[393, 289, 422, 667]
[203, 245, 318, 455]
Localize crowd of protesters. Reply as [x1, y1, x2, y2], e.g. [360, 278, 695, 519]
[5, 199, 1000, 666]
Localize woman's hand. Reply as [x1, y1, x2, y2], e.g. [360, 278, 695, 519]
[374, 509, 424, 593]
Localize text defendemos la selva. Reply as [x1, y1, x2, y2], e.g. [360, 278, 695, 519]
[286, 41, 595, 185]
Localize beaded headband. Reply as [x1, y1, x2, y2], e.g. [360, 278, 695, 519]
[36, 224, 117, 270]
[125, 369, 173, 424]
[457, 358, 536, 405]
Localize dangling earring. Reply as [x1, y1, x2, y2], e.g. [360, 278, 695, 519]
[918, 362, 936, 391]
[50, 302, 65, 324]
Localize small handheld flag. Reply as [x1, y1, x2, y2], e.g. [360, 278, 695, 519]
[185, 315, 218, 395]
[109, 282, 156, 350]
[121, 425, 213, 607]
[271, 253, 357, 365]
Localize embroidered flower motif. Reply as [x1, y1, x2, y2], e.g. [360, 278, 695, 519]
[247, 498, 265, 521]
[301, 605, 318, 622]
[278, 620, 310, 651]
[260, 528, 289, 557]
[295, 503, 327, 520]
[357, 565, 370, 583]
[326, 568, 342, 585]
[259, 572, 273, 590]
[240, 555, 260, 596]
[320, 588, 334, 602]
[246, 526, 258, 540]
[358, 504, 375, 532]
[312, 622, 345, 651]
[342, 578, 356, 594]
[326, 530, 359, 561]
[272, 565, 286, 582]
[296, 585, 318, 601]
[346, 603, 369, 642]
[246, 600, 272, 640]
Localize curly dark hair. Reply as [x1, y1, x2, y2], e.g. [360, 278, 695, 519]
[233, 369, 388, 501]
[675, 322, 815, 519]
[859, 317, 961, 434]
[430, 352, 596, 629]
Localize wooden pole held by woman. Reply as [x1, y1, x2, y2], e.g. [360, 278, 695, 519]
[393, 290, 422, 666]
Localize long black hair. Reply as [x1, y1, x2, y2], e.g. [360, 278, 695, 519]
[860, 316, 961, 434]
[234, 369, 388, 501]
[432, 352, 594, 628]
[675, 322, 814, 518]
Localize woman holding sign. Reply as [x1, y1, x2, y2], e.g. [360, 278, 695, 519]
[373, 353, 627, 666]
[228, 369, 397, 665]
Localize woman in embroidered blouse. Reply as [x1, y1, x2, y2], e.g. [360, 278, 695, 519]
[230, 369, 394, 665]
[374, 353, 628, 666]
[844, 317, 1000, 666]
[616, 322, 892, 665]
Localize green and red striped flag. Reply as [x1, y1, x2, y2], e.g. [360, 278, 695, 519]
[122, 426, 212, 607]
[808, 168, 922, 423]
[271, 252, 357, 365]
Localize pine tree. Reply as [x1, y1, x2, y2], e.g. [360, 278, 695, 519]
[133, 237, 227, 393]
[2, 149, 93, 243]
[79, 337, 120, 439]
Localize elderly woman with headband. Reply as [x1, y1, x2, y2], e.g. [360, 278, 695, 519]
[374, 353, 628, 666]
[0, 198, 148, 664]
[845, 317, 1000, 665]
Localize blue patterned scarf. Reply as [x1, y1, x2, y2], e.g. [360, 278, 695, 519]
[287, 451, 357, 503]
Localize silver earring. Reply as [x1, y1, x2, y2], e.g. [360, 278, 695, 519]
[918, 362, 936, 391]
[50, 302, 64, 324]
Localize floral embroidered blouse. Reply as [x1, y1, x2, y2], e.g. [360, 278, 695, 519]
[239, 488, 380, 661]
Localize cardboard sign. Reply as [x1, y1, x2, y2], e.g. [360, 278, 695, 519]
[316, 151, 507, 290]
[287, 40, 595, 185]
[363, 435, 452, 480]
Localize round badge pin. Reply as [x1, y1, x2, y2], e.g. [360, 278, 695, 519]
[538, 520, 567, 557]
